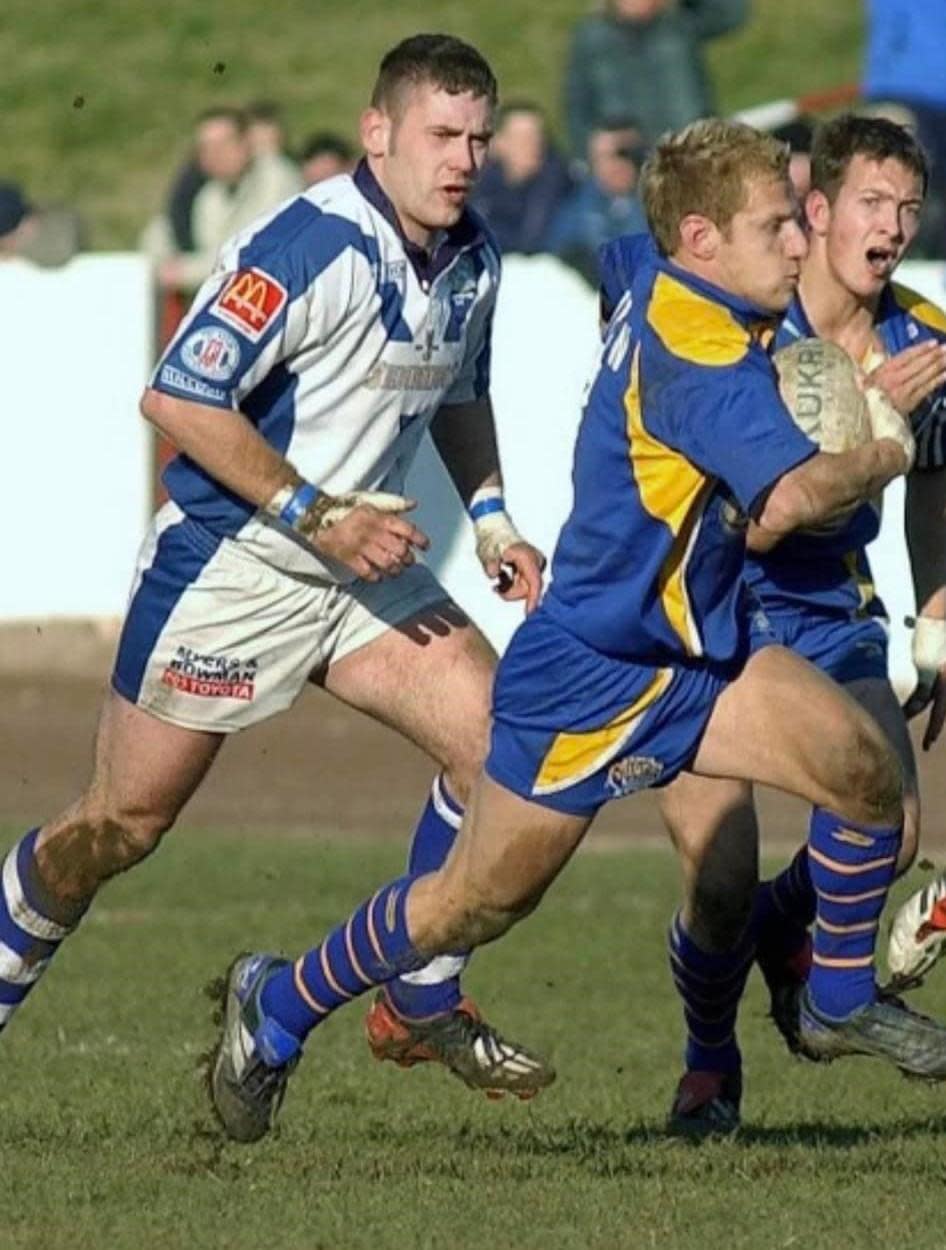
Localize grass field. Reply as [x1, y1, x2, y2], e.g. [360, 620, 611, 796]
[6, 828, 946, 1250]
[3, 0, 864, 248]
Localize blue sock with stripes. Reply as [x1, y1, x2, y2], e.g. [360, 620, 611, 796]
[260, 875, 427, 1042]
[807, 807, 900, 1020]
[386, 774, 467, 1021]
[668, 912, 754, 1076]
[0, 829, 81, 1033]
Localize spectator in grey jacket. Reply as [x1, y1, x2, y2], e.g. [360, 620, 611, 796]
[564, 0, 749, 162]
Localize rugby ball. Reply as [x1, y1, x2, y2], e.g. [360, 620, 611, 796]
[773, 337, 871, 452]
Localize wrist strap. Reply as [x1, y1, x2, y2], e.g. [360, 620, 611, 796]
[265, 481, 321, 531]
[469, 486, 505, 523]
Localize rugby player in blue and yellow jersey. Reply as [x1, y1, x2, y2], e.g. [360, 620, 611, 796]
[207, 119, 945, 1143]
[598, 116, 946, 1134]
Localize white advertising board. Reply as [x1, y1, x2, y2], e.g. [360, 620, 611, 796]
[0, 254, 153, 618]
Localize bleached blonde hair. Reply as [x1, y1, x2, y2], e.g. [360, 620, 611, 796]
[642, 118, 790, 255]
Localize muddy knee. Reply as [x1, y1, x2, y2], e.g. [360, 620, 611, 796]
[37, 804, 173, 906]
[837, 723, 903, 824]
[414, 873, 537, 953]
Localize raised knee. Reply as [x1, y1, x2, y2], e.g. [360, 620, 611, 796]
[840, 725, 903, 823]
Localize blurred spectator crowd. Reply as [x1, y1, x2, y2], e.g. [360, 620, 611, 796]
[3, 0, 946, 289]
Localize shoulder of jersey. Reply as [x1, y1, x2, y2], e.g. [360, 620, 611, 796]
[645, 270, 750, 367]
[890, 281, 946, 337]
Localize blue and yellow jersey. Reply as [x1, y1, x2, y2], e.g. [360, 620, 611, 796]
[545, 244, 816, 665]
[745, 284, 946, 619]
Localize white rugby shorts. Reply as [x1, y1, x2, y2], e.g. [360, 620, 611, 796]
[111, 503, 450, 732]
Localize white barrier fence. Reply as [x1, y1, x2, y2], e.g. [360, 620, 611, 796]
[0, 255, 154, 618]
[2, 252, 945, 691]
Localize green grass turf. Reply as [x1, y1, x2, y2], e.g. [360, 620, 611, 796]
[3, 828, 946, 1249]
[3, 0, 864, 248]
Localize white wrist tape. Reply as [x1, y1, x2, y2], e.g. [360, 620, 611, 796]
[472, 509, 524, 566]
[312, 490, 413, 530]
[864, 385, 916, 472]
[282, 488, 413, 539]
[913, 616, 946, 690]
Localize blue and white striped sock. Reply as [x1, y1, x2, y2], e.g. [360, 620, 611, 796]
[668, 912, 754, 1076]
[807, 807, 900, 1020]
[0, 829, 78, 1033]
[387, 774, 468, 1021]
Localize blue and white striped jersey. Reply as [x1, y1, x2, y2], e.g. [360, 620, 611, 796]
[151, 160, 500, 580]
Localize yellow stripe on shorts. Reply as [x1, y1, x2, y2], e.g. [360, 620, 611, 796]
[533, 667, 672, 795]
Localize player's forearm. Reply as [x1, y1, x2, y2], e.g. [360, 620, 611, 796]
[758, 440, 906, 535]
[906, 469, 946, 617]
[140, 387, 301, 507]
[429, 397, 503, 506]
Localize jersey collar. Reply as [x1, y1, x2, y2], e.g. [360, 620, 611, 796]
[659, 255, 781, 328]
[781, 290, 817, 341]
[353, 159, 485, 286]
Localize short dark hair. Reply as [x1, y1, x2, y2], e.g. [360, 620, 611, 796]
[300, 130, 354, 163]
[811, 113, 929, 200]
[370, 34, 497, 116]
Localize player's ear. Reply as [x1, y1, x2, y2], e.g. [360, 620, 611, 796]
[805, 188, 831, 236]
[679, 213, 719, 261]
[360, 107, 390, 158]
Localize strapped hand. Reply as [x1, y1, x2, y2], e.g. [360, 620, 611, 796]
[299, 490, 430, 582]
[472, 509, 545, 613]
[863, 384, 915, 473]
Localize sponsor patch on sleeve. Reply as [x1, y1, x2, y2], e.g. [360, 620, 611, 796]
[180, 326, 241, 381]
[210, 267, 288, 342]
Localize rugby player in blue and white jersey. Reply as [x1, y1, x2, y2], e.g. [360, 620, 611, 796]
[603, 114, 946, 1134]
[206, 119, 945, 1144]
[0, 35, 555, 1105]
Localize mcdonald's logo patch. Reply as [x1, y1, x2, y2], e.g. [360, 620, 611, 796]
[211, 267, 287, 341]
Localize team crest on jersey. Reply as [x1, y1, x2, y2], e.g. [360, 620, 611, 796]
[180, 326, 241, 381]
[211, 268, 288, 342]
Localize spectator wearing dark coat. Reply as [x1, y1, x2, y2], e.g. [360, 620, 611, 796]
[471, 102, 572, 255]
